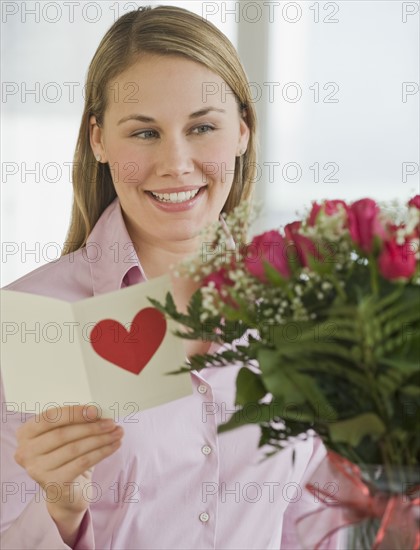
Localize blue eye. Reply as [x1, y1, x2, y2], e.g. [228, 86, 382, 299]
[133, 130, 158, 140]
[192, 124, 215, 135]
[132, 125, 215, 140]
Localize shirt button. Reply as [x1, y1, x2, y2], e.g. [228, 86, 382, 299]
[201, 445, 212, 455]
[199, 512, 210, 523]
[197, 384, 208, 394]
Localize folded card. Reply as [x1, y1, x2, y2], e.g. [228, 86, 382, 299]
[1, 276, 192, 418]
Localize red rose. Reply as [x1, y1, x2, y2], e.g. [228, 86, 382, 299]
[408, 195, 420, 209]
[308, 200, 348, 226]
[348, 198, 386, 254]
[243, 230, 291, 282]
[308, 202, 322, 226]
[406, 196, 420, 241]
[203, 268, 237, 308]
[284, 221, 320, 268]
[378, 238, 417, 280]
[203, 267, 234, 293]
[324, 199, 348, 216]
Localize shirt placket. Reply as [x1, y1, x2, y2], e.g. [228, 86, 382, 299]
[192, 371, 220, 549]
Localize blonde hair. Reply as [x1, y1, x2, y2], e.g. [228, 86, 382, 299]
[63, 5, 258, 254]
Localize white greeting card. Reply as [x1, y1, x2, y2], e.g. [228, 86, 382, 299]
[1, 276, 192, 418]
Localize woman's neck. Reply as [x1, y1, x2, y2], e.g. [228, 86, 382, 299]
[135, 238, 198, 281]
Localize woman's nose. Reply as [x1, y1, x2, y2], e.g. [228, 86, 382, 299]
[155, 138, 194, 178]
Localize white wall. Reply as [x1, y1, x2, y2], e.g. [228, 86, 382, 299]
[238, 0, 419, 232]
[1, 1, 419, 285]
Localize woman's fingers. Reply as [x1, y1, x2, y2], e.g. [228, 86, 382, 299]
[47, 438, 123, 485]
[17, 405, 104, 442]
[41, 425, 124, 472]
[29, 418, 117, 456]
[13, 404, 124, 520]
[14, 405, 124, 484]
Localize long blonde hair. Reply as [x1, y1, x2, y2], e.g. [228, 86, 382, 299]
[63, 5, 258, 255]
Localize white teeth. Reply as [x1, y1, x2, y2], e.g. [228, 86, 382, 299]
[150, 188, 201, 203]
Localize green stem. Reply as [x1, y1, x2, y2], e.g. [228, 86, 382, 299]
[329, 274, 347, 301]
[369, 255, 379, 297]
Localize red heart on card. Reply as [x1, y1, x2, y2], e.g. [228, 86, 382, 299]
[89, 308, 167, 375]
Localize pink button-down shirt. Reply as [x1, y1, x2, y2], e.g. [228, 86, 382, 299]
[1, 198, 335, 549]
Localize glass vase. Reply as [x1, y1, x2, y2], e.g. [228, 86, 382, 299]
[343, 464, 419, 550]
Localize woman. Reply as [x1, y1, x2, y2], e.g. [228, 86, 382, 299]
[1, 6, 335, 549]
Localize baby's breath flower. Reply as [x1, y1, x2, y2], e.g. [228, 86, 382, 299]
[200, 312, 209, 323]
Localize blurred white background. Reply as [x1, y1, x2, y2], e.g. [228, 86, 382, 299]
[1, 0, 419, 285]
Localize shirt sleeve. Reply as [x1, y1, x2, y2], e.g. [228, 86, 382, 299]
[0, 377, 95, 550]
[279, 436, 342, 550]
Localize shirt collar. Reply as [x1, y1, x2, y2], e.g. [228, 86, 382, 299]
[85, 197, 235, 296]
[86, 198, 146, 295]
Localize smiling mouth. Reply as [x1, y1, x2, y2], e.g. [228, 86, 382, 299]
[146, 187, 206, 204]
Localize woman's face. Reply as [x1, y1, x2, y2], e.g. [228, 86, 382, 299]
[90, 54, 249, 249]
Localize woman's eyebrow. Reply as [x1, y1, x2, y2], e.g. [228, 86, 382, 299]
[188, 107, 226, 119]
[117, 107, 226, 126]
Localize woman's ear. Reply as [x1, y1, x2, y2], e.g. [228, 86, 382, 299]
[236, 117, 250, 157]
[89, 115, 107, 163]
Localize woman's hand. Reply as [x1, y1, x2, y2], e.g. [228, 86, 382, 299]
[14, 404, 123, 545]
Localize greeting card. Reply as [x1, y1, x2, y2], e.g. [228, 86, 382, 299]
[1, 276, 192, 418]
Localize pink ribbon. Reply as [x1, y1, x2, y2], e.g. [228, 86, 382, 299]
[296, 451, 420, 549]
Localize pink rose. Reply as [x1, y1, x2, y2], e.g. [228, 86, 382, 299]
[243, 230, 291, 282]
[348, 198, 386, 254]
[284, 221, 320, 268]
[378, 238, 417, 280]
[308, 200, 348, 226]
[408, 195, 420, 209]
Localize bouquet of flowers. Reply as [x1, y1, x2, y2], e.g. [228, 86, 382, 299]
[151, 196, 420, 548]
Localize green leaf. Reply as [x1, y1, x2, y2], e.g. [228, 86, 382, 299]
[235, 367, 267, 406]
[377, 357, 420, 395]
[257, 348, 306, 404]
[400, 385, 420, 397]
[165, 365, 194, 375]
[328, 413, 386, 447]
[262, 260, 288, 287]
[184, 348, 249, 372]
[379, 357, 419, 374]
[295, 359, 367, 389]
[218, 403, 274, 433]
[258, 348, 337, 419]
